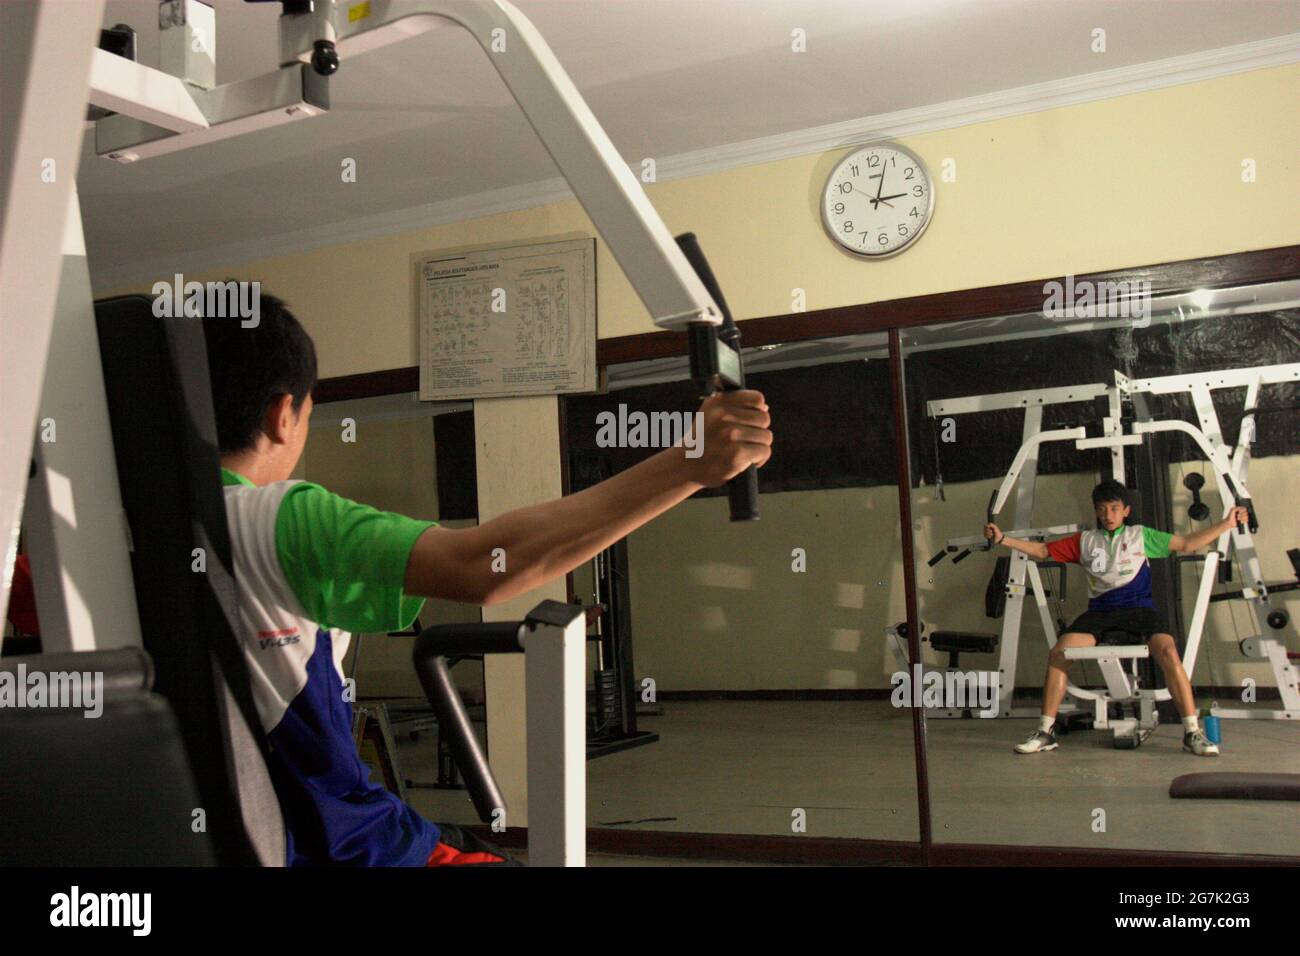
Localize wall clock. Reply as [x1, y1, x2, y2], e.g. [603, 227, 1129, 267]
[821, 143, 934, 258]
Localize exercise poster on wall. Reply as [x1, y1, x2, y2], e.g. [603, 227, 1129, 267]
[416, 237, 597, 401]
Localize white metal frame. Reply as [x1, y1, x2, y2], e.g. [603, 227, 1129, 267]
[922, 363, 1300, 725]
[92, 0, 723, 333]
[0, 2, 106, 632]
[1062, 643, 1157, 745]
[522, 608, 587, 867]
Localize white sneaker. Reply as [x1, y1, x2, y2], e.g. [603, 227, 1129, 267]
[1014, 728, 1059, 754]
[1183, 730, 1220, 756]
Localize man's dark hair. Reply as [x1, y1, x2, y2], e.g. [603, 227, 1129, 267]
[1091, 478, 1131, 509]
[202, 290, 318, 454]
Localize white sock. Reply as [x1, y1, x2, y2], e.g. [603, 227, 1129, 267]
[1039, 715, 1055, 734]
[1182, 715, 1199, 732]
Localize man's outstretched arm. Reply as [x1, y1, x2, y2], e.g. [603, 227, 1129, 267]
[984, 522, 1051, 561]
[403, 390, 772, 606]
[1169, 506, 1249, 554]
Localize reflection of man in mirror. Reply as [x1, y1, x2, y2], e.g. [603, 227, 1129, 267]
[985, 479, 1245, 757]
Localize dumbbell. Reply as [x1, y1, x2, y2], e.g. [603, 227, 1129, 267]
[1183, 473, 1210, 521]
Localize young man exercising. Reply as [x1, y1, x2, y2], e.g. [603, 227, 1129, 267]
[983, 478, 1243, 757]
[203, 294, 773, 865]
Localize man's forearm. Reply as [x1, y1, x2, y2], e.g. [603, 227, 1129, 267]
[473, 448, 703, 605]
[1180, 516, 1237, 553]
[999, 536, 1049, 561]
[404, 388, 771, 605]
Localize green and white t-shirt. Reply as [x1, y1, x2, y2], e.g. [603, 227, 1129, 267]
[221, 468, 439, 865]
[1045, 524, 1174, 610]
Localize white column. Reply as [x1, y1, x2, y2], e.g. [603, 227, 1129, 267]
[473, 395, 567, 835]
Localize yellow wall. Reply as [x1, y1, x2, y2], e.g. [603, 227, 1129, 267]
[101, 64, 1300, 369]
[625, 485, 904, 691]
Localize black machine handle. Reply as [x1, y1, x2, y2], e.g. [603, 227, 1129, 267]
[981, 489, 999, 551]
[1221, 474, 1258, 535]
[411, 620, 528, 824]
[675, 232, 759, 522]
[928, 490, 1000, 568]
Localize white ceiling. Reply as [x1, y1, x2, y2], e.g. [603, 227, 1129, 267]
[79, 0, 1300, 286]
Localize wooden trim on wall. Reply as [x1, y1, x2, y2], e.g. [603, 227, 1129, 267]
[314, 365, 419, 404]
[596, 243, 1300, 366]
[313, 245, 1299, 397]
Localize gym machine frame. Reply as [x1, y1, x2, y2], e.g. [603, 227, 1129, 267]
[899, 362, 1300, 738]
[3, 0, 759, 866]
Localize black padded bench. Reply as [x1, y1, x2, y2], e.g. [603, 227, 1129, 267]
[1170, 772, 1300, 802]
[0, 648, 217, 865]
[929, 631, 998, 668]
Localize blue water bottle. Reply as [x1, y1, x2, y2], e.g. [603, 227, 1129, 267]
[1202, 706, 1221, 745]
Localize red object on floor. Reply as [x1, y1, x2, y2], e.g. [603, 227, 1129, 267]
[424, 822, 514, 866]
[425, 841, 507, 866]
[6, 555, 40, 636]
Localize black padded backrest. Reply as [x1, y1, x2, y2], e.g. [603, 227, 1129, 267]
[94, 295, 284, 867]
[0, 649, 217, 865]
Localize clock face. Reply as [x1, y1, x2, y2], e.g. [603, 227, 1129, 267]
[821, 144, 934, 258]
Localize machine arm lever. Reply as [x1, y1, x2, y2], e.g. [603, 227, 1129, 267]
[675, 232, 759, 522]
[412, 620, 527, 823]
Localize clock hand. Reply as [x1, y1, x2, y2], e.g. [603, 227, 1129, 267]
[850, 184, 880, 208]
[879, 193, 907, 202]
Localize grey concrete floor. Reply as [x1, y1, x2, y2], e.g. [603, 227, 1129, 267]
[396, 699, 1300, 862]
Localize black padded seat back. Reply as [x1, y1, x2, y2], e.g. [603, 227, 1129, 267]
[930, 631, 998, 655]
[94, 295, 284, 867]
[1098, 627, 1152, 646]
[0, 649, 217, 865]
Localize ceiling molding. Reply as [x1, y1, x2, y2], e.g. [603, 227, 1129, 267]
[90, 33, 1300, 291]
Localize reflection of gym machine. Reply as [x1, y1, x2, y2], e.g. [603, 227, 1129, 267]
[566, 453, 661, 757]
[586, 537, 661, 757]
[909, 363, 1300, 741]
